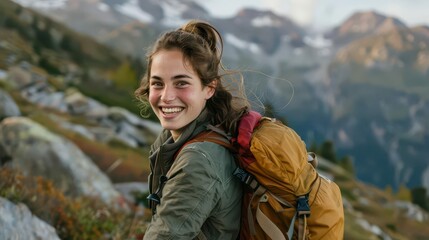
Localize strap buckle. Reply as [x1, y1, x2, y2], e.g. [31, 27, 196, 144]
[296, 195, 311, 217]
[233, 167, 260, 191]
[147, 175, 168, 210]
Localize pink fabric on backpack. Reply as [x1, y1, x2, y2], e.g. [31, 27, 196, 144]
[233, 111, 262, 167]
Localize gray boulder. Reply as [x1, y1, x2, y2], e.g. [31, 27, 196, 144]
[0, 89, 21, 120]
[64, 88, 108, 115]
[5, 66, 33, 89]
[0, 197, 60, 240]
[394, 200, 429, 222]
[0, 117, 123, 206]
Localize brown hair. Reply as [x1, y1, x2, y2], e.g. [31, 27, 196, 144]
[135, 20, 249, 135]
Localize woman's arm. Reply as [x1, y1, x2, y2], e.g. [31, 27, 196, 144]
[143, 147, 220, 240]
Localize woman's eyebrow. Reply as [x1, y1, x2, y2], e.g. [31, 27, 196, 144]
[172, 74, 192, 80]
[150, 74, 192, 81]
[150, 75, 162, 80]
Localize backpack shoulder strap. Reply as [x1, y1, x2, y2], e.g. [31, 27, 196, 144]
[187, 130, 233, 150]
[173, 130, 234, 160]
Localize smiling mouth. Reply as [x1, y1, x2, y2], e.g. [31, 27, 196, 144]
[161, 107, 184, 114]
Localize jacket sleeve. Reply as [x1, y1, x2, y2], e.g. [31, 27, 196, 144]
[143, 146, 221, 240]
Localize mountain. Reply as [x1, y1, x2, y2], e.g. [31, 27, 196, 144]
[3, 0, 151, 117]
[213, 8, 305, 54]
[413, 25, 429, 39]
[325, 11, 408, 46]
[328, 25, 429, 190]
[1, 0, 129, 70]
[12, 0, 305, 57]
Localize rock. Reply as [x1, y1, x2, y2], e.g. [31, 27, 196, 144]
[108, 107, 162, 135]
[0, 69, 8, 79]
[0, 117, 122, 206]
[4, 62, 161, 149]
[356, 218, 392, 240]
[394, 200, 429, 222]
[103, 107, 162, 147]
[6, 66, 33, 89]
[0, 89, 21, 120]
[0, 197, 60, 240]
[64, 88, 108, 115]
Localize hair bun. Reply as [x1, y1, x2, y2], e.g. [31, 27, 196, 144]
[179, 20, 222, 58]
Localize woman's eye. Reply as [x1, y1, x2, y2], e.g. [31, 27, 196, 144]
[150, 82, 163, 88]
[176, 81, 188, 88]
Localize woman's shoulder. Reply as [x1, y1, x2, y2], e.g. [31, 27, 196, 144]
[178, 141, 236, 177]
[182, 141, 231, 159]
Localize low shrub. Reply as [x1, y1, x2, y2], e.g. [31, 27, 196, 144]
[0, 167, 149, 240]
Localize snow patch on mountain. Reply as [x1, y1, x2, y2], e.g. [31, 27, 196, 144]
[159, 0, 190, 27]
[98, 2, 110, 12]
[407, 100, 425, 136]
[13, 0, 67, 9]
[115, 0, 153, 23]
[303, 34, 332, 49]
[251, 16, 281, 27]
[225, 33, 261, 54]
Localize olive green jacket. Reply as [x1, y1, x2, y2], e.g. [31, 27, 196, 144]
[143, 111, 242, 240]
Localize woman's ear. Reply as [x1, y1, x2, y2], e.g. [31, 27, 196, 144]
[205, 79, 217, 99]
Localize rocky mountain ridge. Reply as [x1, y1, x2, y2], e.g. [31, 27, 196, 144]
[13, 0, 305, 57]
[325, 11, 408, 46]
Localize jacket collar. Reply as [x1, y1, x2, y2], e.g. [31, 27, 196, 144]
[149, 109, 211, 171]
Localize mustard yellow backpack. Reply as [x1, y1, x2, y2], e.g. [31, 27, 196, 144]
[186, 111, 344, 240]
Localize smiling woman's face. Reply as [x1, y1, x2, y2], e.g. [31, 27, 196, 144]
[149, 49, 215, 140]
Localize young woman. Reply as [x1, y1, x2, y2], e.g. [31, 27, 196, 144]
[135, 20, 249, 239]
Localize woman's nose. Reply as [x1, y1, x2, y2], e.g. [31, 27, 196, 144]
[160, 86, 176, 102]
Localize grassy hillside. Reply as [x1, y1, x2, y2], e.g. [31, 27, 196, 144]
[321, 157, 429, 240]
[0, 0, 123, 69]
[0, 0, 147, 117]
[0, 0, 155, 183]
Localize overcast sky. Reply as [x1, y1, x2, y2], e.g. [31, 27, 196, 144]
[200, 0, 429, 31]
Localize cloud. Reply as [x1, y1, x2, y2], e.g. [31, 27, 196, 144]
[384, 2, 428, 26]
[265, 0, 316, 26]
[289, 0, 316, 26]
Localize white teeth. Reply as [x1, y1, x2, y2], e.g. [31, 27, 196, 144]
[162, 107, 183, 113]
